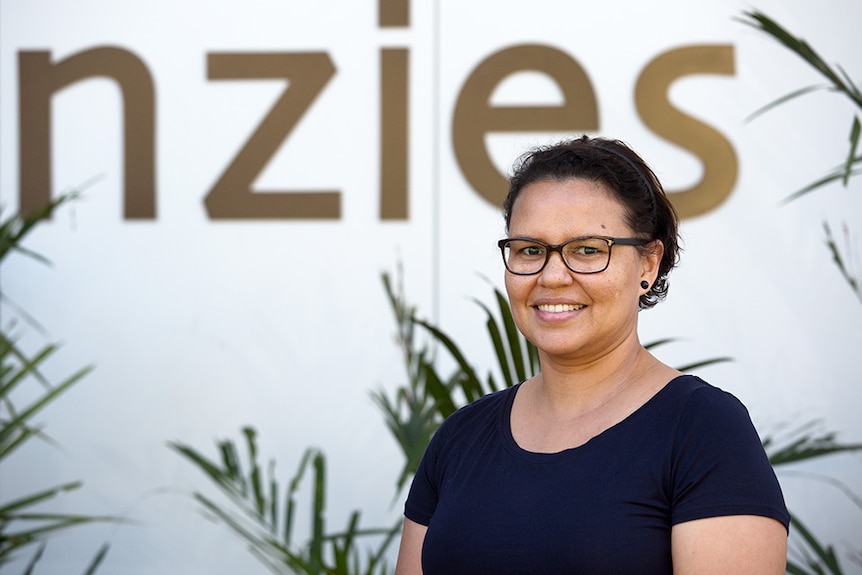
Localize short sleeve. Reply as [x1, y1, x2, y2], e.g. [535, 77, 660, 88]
[404, 424, 443, 526]
[670, 385, 790, 530]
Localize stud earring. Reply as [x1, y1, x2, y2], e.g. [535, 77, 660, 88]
[640, 280, 649, 290]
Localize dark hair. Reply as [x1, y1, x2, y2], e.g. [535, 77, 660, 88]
[503, 135, 680, 309]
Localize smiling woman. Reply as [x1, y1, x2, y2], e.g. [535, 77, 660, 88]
[394, 136, 790, 575]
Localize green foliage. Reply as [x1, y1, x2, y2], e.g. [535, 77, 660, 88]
[170, 427, 399, 575]
[0, 190, 80, 267]
[762, 421, 862, 575]
[739, 9, 862, 305]
[740, 9, 862, 304]
[0, 192, 112, 572]
[764, 421, 862, 467]
[824, 222, 862, 306]
[0, 337, 97, 565]
[370, 271, 444, 495]
[738, 10, 862, 202]
[739, 10, 862, 573]
[786, 515, 845, 575]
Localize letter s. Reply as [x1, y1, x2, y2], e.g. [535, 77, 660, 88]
[636, 45, 736, 219]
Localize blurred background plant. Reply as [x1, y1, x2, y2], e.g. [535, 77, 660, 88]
[170, 427, 399, 575]
[0, 191, 112, 573]
[738, 10, 862, 574]
[740, 10, 861, 304]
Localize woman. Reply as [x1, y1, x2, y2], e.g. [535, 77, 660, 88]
[394, 136, 789, 574]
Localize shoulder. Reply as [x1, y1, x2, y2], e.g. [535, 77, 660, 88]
[661, 374, 734, 400]
[411, 385, 516, 493]
[661, 375, 761, 452]
[658, 375, 749, 424]
[433, 385, 516, 443]
[666, 377, 789, 529]
[671, 376, 753, 430]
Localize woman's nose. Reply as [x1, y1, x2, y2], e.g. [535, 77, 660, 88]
[538, 251, 574, 285]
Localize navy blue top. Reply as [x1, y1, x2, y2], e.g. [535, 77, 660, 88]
[404, 375, 789, 574]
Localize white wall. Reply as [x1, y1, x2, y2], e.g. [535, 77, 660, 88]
[2, 1, 861, 573]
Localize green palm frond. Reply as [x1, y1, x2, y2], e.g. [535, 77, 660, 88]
[738, 11, 862, 107]
[786, 514, 845, 575]
[763, 420, 862, 467]
[0, 188, 113, 573]
[0, 188, 84, 264]
[738, 10, 862, 201]
[171, 428, 399, 575]
[823, 221, 862, 305]
[744, 84, 829, 123]
[780, 159, 862, 204]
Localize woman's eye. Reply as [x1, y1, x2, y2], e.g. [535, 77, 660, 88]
[567, 241, 606, 257]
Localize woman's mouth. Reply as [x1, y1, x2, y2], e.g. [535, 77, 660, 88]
[536, 303, 585, 313]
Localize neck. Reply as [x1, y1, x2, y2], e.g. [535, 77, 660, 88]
[533, 342, 657, 419]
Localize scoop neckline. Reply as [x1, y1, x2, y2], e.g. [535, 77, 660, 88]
[500, 374, 691, 461]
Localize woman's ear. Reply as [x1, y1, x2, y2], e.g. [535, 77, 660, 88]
[641, 239, 664, 286]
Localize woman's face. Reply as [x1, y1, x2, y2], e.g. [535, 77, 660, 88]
[504, 178, 661, 363]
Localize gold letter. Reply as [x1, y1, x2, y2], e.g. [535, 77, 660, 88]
[380, 48, 409, 220]
[636, 45, 736, 219]
[452, 44, 598, 208]
[379, 0, 409, 27]
[205, 53, 339, 219]
[19, 48, 156, 219]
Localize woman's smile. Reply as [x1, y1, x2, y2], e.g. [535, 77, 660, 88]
[535, 303, 585, 313]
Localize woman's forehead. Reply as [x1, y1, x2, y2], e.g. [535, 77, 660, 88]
[508, 179, 630, 235]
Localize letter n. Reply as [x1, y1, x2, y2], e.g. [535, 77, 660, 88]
[18, 48, 156, 219]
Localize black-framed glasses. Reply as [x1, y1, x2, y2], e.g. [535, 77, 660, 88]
[498, 236, 648, 275]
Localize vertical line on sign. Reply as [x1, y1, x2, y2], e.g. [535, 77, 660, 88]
[431, 0, 442, 324]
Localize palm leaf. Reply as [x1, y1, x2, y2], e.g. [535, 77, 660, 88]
[673, 357, 733, 372]
[412, 318, 484, 403]
[786, 514, 844, 574]
[763, 420, 862, 466]
[370, 382, 437, 493]
[0, 482, 82, 516]
[738, 10, 862, 201]
[780, 160, 862, 204]
[843, 116, 860, 185]
[473, 298, 511, 389]
[738, 11, 862, 106]
[82, 543, 111, 575]
[0, 189, 82, 263]
[172, 429, 396, 575]
[823, 221, 861, 303]
[744, 84, 829, 123]
[20, 543, 46, 575]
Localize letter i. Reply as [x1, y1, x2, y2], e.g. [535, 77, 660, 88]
[379, 0, 409, 220]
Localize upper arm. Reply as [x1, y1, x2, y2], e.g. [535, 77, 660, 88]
[672, 515, 787, 575]
[394, 517, 428, 575]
